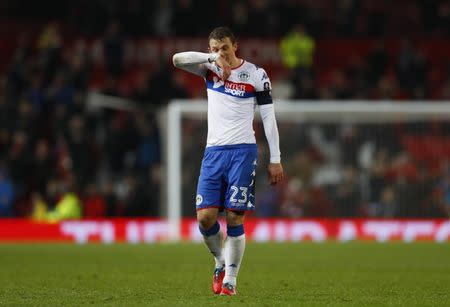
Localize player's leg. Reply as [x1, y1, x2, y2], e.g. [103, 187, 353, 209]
[221, 144, 257, 295]
[195, 148, 227, 294]
[197, 207, 224, 268]
[197, 208, 226, 294]
[221, 210, 245, 295]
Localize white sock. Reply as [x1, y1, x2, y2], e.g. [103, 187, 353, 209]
[203, 230, 225, 268]
[223, 234, 246, 286]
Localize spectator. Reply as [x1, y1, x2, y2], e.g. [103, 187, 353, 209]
[436, 1, 450, 36]
[148, 165, 162, 217]
[333, 165, 361, 217]
[0, 168, 15, 217]
[5, 36, 31, 102]
[367, 186, 398, 217]
[37, 22, 63, 86]
[102, 180, 119, 217]
[367, 40, 388, 86]
[45, 70, 75, 110]
[25, 73, 46, 113]
[65, 115, 97, 187]
[396, 39, 428, 93]
[123, 175, 152, 217]
[68, 40, 91, 93]
[280, 178, 305, 218]
[280, 24, 315, 81]
[147, 66, 186, 107]
[83, 183, 107, 217]
[230, 1, 250, 36]
[247, 0, 278, 37]
[334, 0, 358, 36]
[32, 139, 54, 195]
[134, 115, 160, 172]
[30, 192, 48, 221]
[438, 168, 450, 217]
[45, 187, 82, 223]
[172, 0, 197, 36]
[8, 130, 32, 189]
[152, 0, 174, 37]
[131, 70, 152, 105]
[102, 20, 126, 77]
[104, 113, 138, 174]
[292, 75, 319, 100]
[32, 178, 82, 222]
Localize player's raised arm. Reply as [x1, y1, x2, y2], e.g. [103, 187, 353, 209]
[172, 51, 219, 77]
[255, 69, 284, 185]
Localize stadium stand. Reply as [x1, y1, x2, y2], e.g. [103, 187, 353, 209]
[0, 0, 449, 219]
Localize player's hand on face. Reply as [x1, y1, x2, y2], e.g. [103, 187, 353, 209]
[215, 56, 231, 80]
[268, 163, 284, 185]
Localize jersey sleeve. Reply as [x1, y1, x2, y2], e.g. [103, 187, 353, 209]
[254, 67, 280, 163]
[204, 62, 224, 75]
[172, 52, 219, 77]
[254, 68, 273, 105]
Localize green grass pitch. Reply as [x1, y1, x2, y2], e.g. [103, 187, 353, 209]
[0, 242, 449, 306]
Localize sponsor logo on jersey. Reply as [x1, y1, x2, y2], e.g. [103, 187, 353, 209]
[238, 71, 250, 81]
[224, 81, 246, 97]
[206, 70, 255, 98]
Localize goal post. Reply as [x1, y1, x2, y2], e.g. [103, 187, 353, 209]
[167, 101, 210, 241]
[166, 100, 450, 241]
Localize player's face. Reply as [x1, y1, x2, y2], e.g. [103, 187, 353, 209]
[208, 37, 237, 65]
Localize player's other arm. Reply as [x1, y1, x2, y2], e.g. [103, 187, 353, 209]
[255, 69, 284, 185]
[172, 51, 219, 77]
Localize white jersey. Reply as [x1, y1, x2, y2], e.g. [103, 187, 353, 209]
[203, 60, 271, 147]
[172, 51, 280, 163]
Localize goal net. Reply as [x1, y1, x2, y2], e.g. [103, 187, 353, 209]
[166, 100, 450, 240]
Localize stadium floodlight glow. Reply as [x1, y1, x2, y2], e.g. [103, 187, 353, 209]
[167, 99, 450, 241]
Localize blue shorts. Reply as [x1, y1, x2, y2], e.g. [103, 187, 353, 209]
[196, 144, 258, 212]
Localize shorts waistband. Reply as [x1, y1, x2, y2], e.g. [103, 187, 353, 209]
[205, 143, 257, 152]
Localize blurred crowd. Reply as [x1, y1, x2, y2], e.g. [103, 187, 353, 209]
[0, 0, 450, 219]
[3, 0, 450, 39]
[253, 122, 450, 218]
[0, 22, 170, 219]
[279, 30, 450, 101]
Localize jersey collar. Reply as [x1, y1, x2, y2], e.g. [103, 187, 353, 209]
[231, 59, 244, 70]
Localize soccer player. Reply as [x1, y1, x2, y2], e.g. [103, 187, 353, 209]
[172, 27, 284, 296]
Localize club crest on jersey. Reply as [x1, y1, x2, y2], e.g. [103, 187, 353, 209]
[238, 71, 250, 81]
[196, 194, 203, 206]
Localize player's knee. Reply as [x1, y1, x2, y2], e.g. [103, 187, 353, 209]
[226, 210, 245, 227]
[197, 212, 217, 230]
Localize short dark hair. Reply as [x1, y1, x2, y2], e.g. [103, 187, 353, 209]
[208, 27, 236, 44]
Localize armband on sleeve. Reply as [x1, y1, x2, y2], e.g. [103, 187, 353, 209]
[255, 90, 273, 105]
